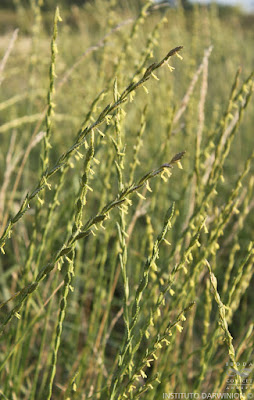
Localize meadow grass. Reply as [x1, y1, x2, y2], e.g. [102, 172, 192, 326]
[0, 1, 253, 399]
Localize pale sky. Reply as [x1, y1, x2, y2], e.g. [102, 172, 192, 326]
[189, 0, 254, 11]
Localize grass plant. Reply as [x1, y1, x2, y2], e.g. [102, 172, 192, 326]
[0, 1, 253, 399]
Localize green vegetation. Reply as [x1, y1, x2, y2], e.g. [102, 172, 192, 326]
[0, 1, 253, 399]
